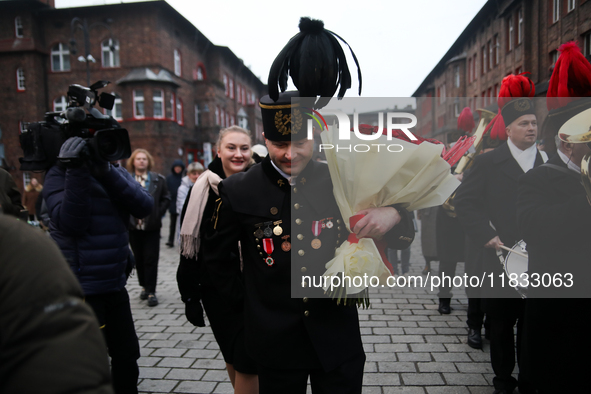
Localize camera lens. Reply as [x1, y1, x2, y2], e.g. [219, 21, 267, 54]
[93, 128, 131, 161]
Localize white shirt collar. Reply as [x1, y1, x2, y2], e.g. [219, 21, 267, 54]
[507, 138, 538, 173]
[270, 160, 297, 185]
[557, 149, 582, 173]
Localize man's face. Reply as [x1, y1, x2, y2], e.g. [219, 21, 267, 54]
[506, 114, 538, 150]
[134, 153, 149, 172]
[568, 142, 591, 169]
[188, 171, 200, 183]
[265, 137, 314, 176]
[173, 166, 183, 174]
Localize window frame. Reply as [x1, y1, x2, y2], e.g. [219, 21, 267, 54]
[553, 0, 560, 23]
[51, 43, 71, 72]
[174, 49, 182, 77]
[153, 89, 164, 119]
[508, 16, 514, 51]
[53, 95, 68, 112]
[176, 96, 184, 125]
[568, 0, 575, 12]
[133, 89, 145, 119]
[16, 68, 25, 92]
[101, 38, 120, 68]
[517, 9, 523, 45]
[15, 16, 23, 38]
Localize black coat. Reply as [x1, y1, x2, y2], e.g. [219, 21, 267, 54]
[203, 156, 414, 372]
[516, 153, 591, 391]
[454, 142, 545, 312]
[130, 171, 170, 232]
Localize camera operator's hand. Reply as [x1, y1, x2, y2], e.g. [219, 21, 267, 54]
[86, 150, 110, 179]
[58, 137, 87, 168]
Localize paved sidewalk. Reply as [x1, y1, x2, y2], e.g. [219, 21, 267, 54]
[129, 215, 498, 394]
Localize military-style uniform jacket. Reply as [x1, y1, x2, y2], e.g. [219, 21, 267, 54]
[202, 156, 414, 372]
[516, 153, 591, 391]
[454, 142, 545, 310]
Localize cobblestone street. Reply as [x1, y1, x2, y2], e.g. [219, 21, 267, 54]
[129, 215, 499, 394]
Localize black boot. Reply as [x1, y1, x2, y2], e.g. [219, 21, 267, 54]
[438, 298, 451, 314]
[467, 328, 482, 349]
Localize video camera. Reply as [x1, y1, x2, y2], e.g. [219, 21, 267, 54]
[19, 80, 131, 171]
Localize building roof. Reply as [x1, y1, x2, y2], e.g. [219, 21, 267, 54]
[117, 67, 179, 86]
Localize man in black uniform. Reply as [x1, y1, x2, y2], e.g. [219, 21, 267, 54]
[203, 91, 414, 394]
[454, 90, 545, 393]
[517, 42, 591, 393]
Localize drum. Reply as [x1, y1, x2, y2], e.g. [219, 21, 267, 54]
[503, 240, 528, 299]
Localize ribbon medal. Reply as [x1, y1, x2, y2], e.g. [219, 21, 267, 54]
[311, 221, 322, 249]
[281, 235, 291, 252]
[263, 238, 275, 266]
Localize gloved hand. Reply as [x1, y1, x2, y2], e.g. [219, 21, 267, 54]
[87, 150, 110, 178]
[58, 137, 87, 168]
[185, 298, 205, 327]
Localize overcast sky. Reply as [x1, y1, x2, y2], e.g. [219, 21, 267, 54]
[55, 0, 488, 98]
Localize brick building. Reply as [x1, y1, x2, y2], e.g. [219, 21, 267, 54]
[0, 0, 265, 189]
[413, 0, 591, 151]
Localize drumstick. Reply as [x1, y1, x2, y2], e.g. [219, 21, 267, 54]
[499, 245, 527, 258]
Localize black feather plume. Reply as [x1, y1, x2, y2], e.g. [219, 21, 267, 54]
[267, 17, 362, 108]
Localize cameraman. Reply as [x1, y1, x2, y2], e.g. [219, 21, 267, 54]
[44, 136, 153, 394]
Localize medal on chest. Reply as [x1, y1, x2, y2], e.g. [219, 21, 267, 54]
[311, 221, 322, 249]
[273, 220, 283, 236]
[262, 238, 275, 266]
[281, 235, 291, 252]
[263, 222, 273, 238]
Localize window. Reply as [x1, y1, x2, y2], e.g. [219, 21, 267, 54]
[481, 46, 487, 74]
[105, 93, 122, 120]
[133, 90, 144, 118]
[229, 78, 234, 99]
[494, 34, 500, 65]
[454, 102, 461, 118]
[518, 9, 523, 45]
[494, 83, 499, 100]
[174, 49, 182, 77]
[454, 65, 460, 88]
[584, 31, 591, 58]
[236, 84, 241, 104]
[550, 50, 559, 65]
[195, 63, 206, 81]
[508, 17, 514, 51]
[168, 93, 175, 120]
[553, 0, 560, 23]
[101, 39, 120, 68]
[221, 108, 226, 127]
[241, 87, 246, 105]
[223, 74, 229, 96]
[439, 84, 446, 104]
[153, 90, 164, 119]
[176, 97, 183, 125]
[468, 58, 473, 82]
[53, 96, 67, 112]
[51, 43, 70, 72]
[215, 106, 220, 125]
[16, 68, 25, 91]
[568, 0, 575, 12]
[473, 54, 477, 80]
[15, 17, 23, 38]
[488, 40, 493, 70]
[195, 104, 201, 126]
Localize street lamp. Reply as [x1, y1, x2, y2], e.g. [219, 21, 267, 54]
[69, 17, 114, 86]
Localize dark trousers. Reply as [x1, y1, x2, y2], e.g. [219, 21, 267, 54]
[257, 353, 365, 394]
[85, 289, 140, 394]
[167, 212, 178, 244]
[489, 315, 526, 391]
[437, 260, 458, 299]
[129, 229, 160, 293]
[466, 298, 485, 330]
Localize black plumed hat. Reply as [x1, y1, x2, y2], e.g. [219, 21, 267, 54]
[268, 17, 362, 109]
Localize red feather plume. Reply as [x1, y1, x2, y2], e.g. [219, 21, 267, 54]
[457, 107, 475, 133]
[547, 41, 591, 110]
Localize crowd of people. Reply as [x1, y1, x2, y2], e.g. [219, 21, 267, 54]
[1, 17, 590, 394]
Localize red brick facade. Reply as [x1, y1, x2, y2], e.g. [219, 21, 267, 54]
[413, 0, 591, 150]
[0, 0, 265, 190]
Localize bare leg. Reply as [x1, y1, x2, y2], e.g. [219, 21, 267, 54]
[226, 363, 236, 388]
[234, 371, 259, 394]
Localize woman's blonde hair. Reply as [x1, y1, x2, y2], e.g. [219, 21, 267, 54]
[216, 126, 252, 150]
[127, 149, 155, 173]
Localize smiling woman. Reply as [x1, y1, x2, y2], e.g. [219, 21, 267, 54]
[216, 126, 252, 177]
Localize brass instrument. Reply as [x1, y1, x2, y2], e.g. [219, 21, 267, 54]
[558, 117, 591, 202]
[442, 109, 497, 217]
